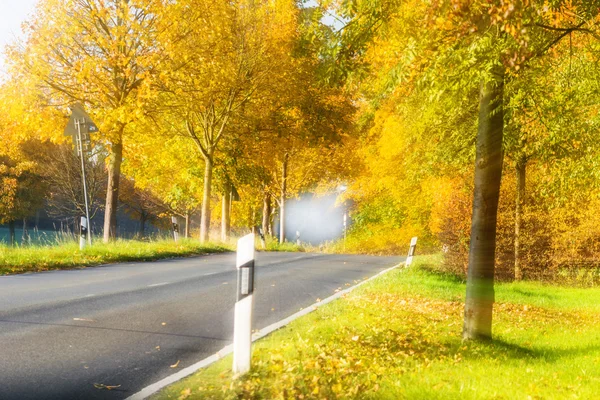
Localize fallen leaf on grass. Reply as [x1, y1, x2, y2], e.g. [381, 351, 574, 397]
[170, 360, 180, 368]
[93, 383, 121, 390]
[179, 388, 192, 399]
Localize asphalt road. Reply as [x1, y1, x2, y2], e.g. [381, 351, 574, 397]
[0, 251, 402, 399]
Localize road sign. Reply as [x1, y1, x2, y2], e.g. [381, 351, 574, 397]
[64, 103, 98, 137]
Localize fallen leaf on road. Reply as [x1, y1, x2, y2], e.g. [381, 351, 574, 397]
[155, 346, 160, 351]
[170, 360, 180, 368]
[316, 298, 321, 302]
[93, 383, 121, 390]
[161, 322, 167, 326]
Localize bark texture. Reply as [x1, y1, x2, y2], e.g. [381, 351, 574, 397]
[103, 140, 123, 243]
[279, 154, 288, 244]
[463, 69, 505, 341]
[262, 191, 271, 238]
[139, 214, 147, 237]
[200, 158, 213, 243]
[185, 213, 190, 239]
[514, 157, 526, 281]
[221, 180, 231, 242]
[8, 220, 15, 247]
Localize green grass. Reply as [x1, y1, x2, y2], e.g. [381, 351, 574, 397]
[155, 254, 600, 400]
[0, 238, 233, 275]
[261, 236, 307, 252]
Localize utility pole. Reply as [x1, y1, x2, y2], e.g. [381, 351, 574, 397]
[75, 119, 92, 247]
[65, 104, 98, 248]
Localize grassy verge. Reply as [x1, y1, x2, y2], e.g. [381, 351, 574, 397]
[0, 238, 232, 275]
[156, 254, 600, 399]
[262, 237, 306, 252]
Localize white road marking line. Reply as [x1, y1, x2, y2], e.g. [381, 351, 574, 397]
[203, 272, 218, 276]
[84, 294, 95, 298]
[148, 282, 169, 287]
[73, 318, 95, 322]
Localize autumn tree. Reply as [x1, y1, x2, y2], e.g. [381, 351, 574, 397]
[14, 0, 159, 242]
[150, 0, 276, 242]
[36, 143, 106, 225]
[119, 178, 169, 237]
[327, 0, 600, 339]
[0, 154, 47, 246]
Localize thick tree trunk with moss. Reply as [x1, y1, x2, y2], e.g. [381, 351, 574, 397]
[200, 158, 213, 243]
[103, 139, 123, 243]
[463, 68, 505, 341]
[514, 157, 526, 281]
[279, 154, 288, 244]
[221, 180, 231, 242]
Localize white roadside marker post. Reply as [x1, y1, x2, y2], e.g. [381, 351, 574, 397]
[233, 233, 256, 375]
[172, 216, 179, 243]
[79, 216, 88, 250]
[406, 236, 418, 266]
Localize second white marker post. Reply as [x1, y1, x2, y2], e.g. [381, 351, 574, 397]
[233, 233, 255, 375]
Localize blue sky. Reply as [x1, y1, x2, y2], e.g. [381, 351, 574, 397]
[0, 0, 38, 71]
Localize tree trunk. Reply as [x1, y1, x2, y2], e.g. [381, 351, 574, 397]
[262, 191, 271, 238]
[8, 220, 15, 247]
[103, 138, 123, 243]
[139, 214, 146, 237]
[200, 158, 213, 243]
[221, 180, 231, 242]
[279, 153, 288, 244]
[185, 212, 190, 239]
[22, 217, 29, 244]
[514, 157, 526, 281]
[463, 68, 505, 341]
